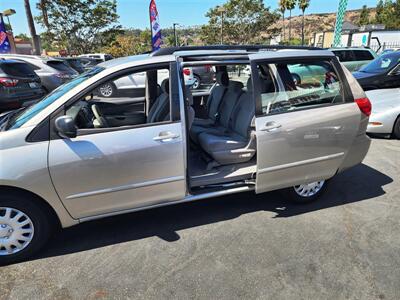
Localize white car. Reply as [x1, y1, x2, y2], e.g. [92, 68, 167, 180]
[97, 67, 195, 98]
[367, 88, 400, 138]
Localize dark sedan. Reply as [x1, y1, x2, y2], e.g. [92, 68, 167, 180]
[0, 59, 45, 112]
[353, 51, 400, 91]
[59, 57, 86, 74]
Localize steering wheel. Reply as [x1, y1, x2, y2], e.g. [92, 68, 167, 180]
[91, 104, 109, 128]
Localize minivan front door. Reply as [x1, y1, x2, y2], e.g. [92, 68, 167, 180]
[249, 51, 361, 194]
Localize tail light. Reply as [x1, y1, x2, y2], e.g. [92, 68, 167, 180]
[355, 98, 372, 116]
[183, 68, 191, 76]
[0, 77, 19, 87]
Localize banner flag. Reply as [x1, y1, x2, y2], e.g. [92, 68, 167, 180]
[149, 0, 163, 51]
[0, 15, 11, 54]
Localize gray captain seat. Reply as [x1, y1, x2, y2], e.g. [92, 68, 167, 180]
[197, 78, 256, 166]
[190, 79, 244, 143]
[192, 71, 229, 127]
[147, 79, 170, 123]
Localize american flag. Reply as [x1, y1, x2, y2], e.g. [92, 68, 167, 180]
[0, 15, 11, 54]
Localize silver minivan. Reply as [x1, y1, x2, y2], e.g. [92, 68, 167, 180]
[0, 46, 371, 264]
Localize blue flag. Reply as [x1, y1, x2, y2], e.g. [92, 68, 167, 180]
[0, 15, 11, 54]
[149, 0, 163, 51]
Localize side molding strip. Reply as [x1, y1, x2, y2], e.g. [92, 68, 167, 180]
[66, 175, 185, 200]
[258, 152, 345, 174]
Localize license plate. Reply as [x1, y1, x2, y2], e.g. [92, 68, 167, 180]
[29, 82, 39, 88]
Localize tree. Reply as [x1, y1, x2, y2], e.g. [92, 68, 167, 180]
[14, 33, 31, 41]
[36, 0, 119, 54]
[102, 30, 152, 57]
[24, 0, 40, 55]
[279, 0, 287, 42]
[200, 0, 280, 45]
[286, 0, 296, 43]
[358, 5, 370, 25]
[375, 0, 400, 29]
[297, 0, 310, 45]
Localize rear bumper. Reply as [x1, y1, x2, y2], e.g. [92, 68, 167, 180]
[338, 134, 371, 173]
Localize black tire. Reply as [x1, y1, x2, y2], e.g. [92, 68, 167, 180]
[283, 180, 329, 204]
[392, 116, 400, 139]
[192, 75, 201, 90]
[0, 194, 53, 266]
[98, 82, 116, 98]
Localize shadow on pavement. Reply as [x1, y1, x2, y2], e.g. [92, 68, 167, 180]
[37, 163, 392, 260]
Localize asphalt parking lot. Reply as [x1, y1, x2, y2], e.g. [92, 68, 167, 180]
[0, 138, 399, 300]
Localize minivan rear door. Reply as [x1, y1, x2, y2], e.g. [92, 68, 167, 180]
[249, 50, 362, 194]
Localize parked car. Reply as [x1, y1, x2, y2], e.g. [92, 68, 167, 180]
[96, 66, 195, 98]
[330, 47, 378, 71]
[366, 88, 400, 138]
[58, 57, 86, 74]
[380, 48, 400, 56]
[0, 59, 45, 112]
[191, 65, 216, 90]
[79, 53, 113, 62]
[0, 45, 371, 265]
[353, 51, 400, 91]
[0, 54, 79, 92]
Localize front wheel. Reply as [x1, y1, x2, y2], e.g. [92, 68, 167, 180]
[192, 75, 201, 90]
[392, 116, 400, 139]
[285, 180, 328, 204]
[98, 82, 116, 98]
[0, 195, 53, 266]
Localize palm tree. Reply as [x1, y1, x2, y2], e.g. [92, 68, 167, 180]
[286, 0, 296, 43]
[298, 0, 310, 45]
[24, 0, 40, 55]
[279, 0, 287, 43]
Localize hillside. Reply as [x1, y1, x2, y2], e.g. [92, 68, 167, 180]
[266, 8, 377, 42]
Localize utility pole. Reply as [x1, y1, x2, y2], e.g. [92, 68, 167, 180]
[217, 6, 226, 45]
[24, 0, 40, 55]
[173, 23, 179, 47]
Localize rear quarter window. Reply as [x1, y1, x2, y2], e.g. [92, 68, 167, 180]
[352, 50, 374, 61]
[332, 50, 354, 62]
[0, 62, 37, 77]
[47, 61, 74, 72]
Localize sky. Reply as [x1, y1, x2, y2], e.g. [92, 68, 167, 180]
[1, 0, 380, 35]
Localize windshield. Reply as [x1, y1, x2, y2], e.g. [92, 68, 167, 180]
[360, 52, 400, 74]
[5, 67, 104, 130]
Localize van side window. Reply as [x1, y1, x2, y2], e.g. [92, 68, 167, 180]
[257, 60, 344, 116]
[64, 66, 171, 131]
[352, 50, 374, 61]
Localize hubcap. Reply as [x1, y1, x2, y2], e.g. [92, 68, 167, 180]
[192, 77, 200, 89]
[99, 83, 113, 97]
[0, 207, 34, 256]
[294, 181, 325, 197]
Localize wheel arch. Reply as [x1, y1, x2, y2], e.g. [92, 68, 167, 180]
[0, 185, 69, 230]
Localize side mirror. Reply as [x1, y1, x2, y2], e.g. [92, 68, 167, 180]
[55, 116, 77, 138]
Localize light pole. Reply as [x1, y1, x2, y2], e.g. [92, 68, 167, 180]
[3, 9, 16, 31]
[173, 23, 179, 47]
[217, 6, 226, 45]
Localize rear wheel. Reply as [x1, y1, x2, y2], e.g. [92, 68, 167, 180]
[285, 180, 328, 203]
[192, 75, 201, 90]
[0, 194, 53, 266]
[98, 82, 116, 97]
[393, 116, 400, 139]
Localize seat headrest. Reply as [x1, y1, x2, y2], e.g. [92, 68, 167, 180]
[229, 80, 244, 91]
[161, 79, 170, 94]
[246, 77, 253, 93]
[185, 86, 194, 105]
[216, 72, 229, 87]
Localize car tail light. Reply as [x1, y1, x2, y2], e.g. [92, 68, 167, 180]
[355, 97, 372, 116]
[183, 68, 191, 76]
[0, 77, 19, 87]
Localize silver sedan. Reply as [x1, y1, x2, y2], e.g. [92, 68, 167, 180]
[367, 88, 400, 138]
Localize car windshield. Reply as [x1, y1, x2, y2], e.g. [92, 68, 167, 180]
[360, 52, 400, 74]
[4, 67, 104, 130]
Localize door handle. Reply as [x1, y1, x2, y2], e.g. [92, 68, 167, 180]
[153, 131, 180, 141]
[261, 122, 282, 132]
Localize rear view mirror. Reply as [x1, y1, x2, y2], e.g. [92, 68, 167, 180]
[55, 116, 77, 139]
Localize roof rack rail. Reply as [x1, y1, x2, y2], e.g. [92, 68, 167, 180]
[151, 44, 323, 56]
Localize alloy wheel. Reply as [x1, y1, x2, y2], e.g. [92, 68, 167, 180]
[0, 207, 34, 256]
[294, 181, 325, 198]
[99, 83, 114, 97]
